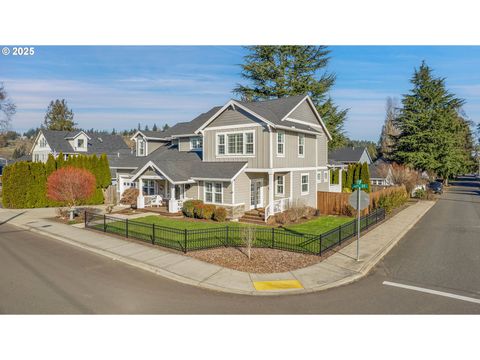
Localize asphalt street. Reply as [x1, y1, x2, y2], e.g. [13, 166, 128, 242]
[1, 176, 479, 314]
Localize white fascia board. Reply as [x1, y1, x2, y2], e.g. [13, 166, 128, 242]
[195, 100, 236, 133]
[130, 161, 176, 184]
[305, 96, 332, 141]
[274, 124, 321, 136]
[280, 95, 309, 121]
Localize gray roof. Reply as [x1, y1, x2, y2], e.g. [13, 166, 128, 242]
[369, 158, 391, 179]
[160, 106, 223, 138]
[238, 94, 307, 124]
[329, 147, 368, 163]
[41, 130, 130, 155]
[142, 146, 245, 182]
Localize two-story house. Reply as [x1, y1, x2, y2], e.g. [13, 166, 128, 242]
[30, 130, 130, 163]
[110, 94, 332, 221]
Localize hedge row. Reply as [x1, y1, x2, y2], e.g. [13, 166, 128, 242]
[1, 152, 111, 209]
[341, 162, 371, 192]
[182, 200, 227, 222]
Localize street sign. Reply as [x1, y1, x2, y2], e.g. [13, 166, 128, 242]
[352, 179, 368, 190]
[348, 190, 369, 210]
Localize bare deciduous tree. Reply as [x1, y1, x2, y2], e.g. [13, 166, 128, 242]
[241, 224, 256, 260]
[0, 83, 16, 133]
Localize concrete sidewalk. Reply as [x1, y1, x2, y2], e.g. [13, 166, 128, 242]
[0, 201, 434, 296]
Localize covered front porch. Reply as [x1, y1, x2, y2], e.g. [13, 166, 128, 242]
[136, 175, 193, 213]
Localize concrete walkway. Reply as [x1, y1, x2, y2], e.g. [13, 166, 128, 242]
[0, 201, 434, 296]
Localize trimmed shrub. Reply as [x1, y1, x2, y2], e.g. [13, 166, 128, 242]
[183, 200, 203, 218]
[201, 204, 216, 220]
[193, 201, 205, 218]
[213, 207, 227, 222]
[377, 187, 408, 214]
[120, 188, 139, 206]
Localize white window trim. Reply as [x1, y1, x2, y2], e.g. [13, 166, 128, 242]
[190, 136, 203, 150]
[204, 181, 224, 204]
[301, 173, 309, 195]
[298, 134, 305, 158]
[317, 171, 322, 183]
[323, 170, 329, 182]
[277, 131, 285, 157]
[215, 130, 255, 157]
[275, 175, 285, 196]
[137, 138, 146, 156]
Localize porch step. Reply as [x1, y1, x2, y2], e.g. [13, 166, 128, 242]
[239, 208, 266, 224]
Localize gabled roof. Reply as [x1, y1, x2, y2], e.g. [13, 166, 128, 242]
[126, 144, 247, 183]
[238, 94, 308, 123]
[369, 157, 391, 179]
[329, 147, 371, 163]
[39, 130, 130, 155]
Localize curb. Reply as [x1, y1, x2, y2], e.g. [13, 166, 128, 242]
[7, 201, 435, 296]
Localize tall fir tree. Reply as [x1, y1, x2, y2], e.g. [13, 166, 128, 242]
[45, 154, 57, 176]
[152, 123, 158, 131]
[378, 97, 400, 159]
[234, 46, 348, 149]
[393, 62, 469, 184]
[43, 99, 76, 131]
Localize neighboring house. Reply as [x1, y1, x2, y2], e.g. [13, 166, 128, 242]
[328, 146, 375, 190]
[369, 158, 394, 186]
[110, 94, 332, 221]
[30, 130, 130, 163]
[328, 146, 372, 165]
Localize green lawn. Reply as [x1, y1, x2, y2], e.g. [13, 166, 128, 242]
[285, 215, 354, 234]
[129, 214, 353, 235]
[93, 213, 359, 255]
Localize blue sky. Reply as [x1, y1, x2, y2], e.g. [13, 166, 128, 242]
[1, 46, 479, 141]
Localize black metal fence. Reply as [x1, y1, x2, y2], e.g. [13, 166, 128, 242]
[84, 208, 386, 256]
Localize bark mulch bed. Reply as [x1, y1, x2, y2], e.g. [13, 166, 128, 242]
[187, 247, 322, 273]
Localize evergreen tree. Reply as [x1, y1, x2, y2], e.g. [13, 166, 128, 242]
[360, 162, 371, 192]
[345, 164, 354, 190]
[56, 152, 65, 168]
[353, 163, 361, 183]
[137, 123, 141, 131]
[99, 154, 111, 188]
[45, 154, 57, 175]
[394, 62, 469, 184]
[152, 123, 158, 131]
[342, 168, 347, 190]
[162, 124, 170, 131]
[144, 125, 150, 131]
[378, 97, 400, 159]
[44, 99, 76, 131]
[234, 46, 348, 149]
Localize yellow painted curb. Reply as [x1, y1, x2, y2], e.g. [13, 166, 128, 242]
[253, 280, 304, 291]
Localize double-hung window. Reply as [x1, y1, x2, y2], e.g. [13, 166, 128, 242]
[77, 138, 85, 149]
[138, 139, 145, 156]
[217, 131, 254, 156]
[205, 182, 223, 203]
[277, 131, 285, 156]
[275, 175, 284, 195]
[142, 180, 155, 195]
[228, 133, 243, 154]
[301, 174, 309, 194]
[217, 134, 225, 155]
[190, 137, 203, 150]
[323, 170, 329, 183]
[317, 171, 322, 183]
[298, 134, 305, 157]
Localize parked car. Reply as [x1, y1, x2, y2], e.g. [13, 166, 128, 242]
[428, 181, 443, 194]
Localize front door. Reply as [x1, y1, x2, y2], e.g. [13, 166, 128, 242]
[250, 179, 263, 209]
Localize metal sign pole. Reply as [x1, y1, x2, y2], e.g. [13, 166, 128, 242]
[356, 187, 360, 261]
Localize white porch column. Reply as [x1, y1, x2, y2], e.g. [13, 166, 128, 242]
[137, 177, 145, 208]
[339, 167, 343, 191]
[168, 183, 178, 213]
[268, 170, 274, 213]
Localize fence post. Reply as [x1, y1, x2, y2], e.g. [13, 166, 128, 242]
[226, 226, 229, 247]
[338, 225, 342, 245]
[103, 214, 106, 232]
[125, 218, 128, 238]
[84, 211, 87, 228]
[184, 229, 187, 254]
[152, 223, 155, 245]
[318, 234, 322, 256]
[271, 227, 275, 248]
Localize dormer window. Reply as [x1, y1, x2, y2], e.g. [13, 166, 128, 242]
[77, 138, 85, 149]
[190, 137, 203, 150]
[138, 139, 145, 156]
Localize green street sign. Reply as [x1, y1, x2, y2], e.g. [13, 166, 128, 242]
[352, 179, 368, 190]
